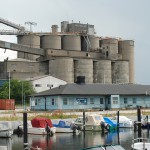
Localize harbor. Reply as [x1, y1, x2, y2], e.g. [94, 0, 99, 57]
[0, 107, 150, 149]
[0, 128, 149, 150]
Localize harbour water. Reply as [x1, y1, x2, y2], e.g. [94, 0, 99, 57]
[0, 128, 149, 150]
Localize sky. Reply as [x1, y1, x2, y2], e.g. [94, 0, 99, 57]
[0, 0, 149, 84]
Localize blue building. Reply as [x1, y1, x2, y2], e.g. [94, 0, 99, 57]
[30, 84, 150, 110]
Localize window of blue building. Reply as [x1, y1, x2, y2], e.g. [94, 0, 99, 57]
[124, 98, 127, 104]
[52, 98, 55, 105]
[108, 98, 110, 104]
[112, 97, 118, 104]
[90, 98, 94, 104]
[133, 98, 136, 104]
[100, 98, 103, 104]
[63, 98, 68, 105]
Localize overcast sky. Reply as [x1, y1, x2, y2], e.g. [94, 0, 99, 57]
[0, 0, 149, 84]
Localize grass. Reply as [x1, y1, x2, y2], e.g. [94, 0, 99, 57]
[0, 109, 78, 121]
[0, 109, 150, 121]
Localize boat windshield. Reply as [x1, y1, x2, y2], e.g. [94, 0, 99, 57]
[76, 118, 83, 123]
[95, 116, 101, 120]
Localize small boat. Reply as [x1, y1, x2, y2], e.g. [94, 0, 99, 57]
[53, 120, 78, 133]
[111, 116, 133, 128]
[103, 117, 117, 131]
[72, 113, 109, 132]
[18, 117, 56, 135]
[141, 116, 150, 129]
[81, 144, 125, 150]
[131, 138, 150, 150]
[0, 124, 13, 138]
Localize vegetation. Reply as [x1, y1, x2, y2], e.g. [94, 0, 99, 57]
[0, 80, 35, 104]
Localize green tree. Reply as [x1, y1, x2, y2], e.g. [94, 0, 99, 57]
[0, 80, 35, 104]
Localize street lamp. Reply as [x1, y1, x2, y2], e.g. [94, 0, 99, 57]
[22, 81, 24, 109]
[8, 71, 10, 99]
[21, 81, 27, 110]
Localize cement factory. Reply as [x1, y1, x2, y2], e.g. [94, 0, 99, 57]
[0, 18, 134, 84]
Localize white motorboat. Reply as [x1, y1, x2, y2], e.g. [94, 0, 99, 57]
[111, 116, 133, 128]
[131, 138, 150, 150]
[81, 144, 125, 150]
[18, 117, 56, 135]
[72, 113, 109, 131]
[18, 125, 56, 135]
[0, 124, 13, 138]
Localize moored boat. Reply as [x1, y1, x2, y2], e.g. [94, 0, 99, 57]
[111, 116, 133, 128]
[131, 138, 150, 150]
[72, 113, 109, 132]
[103, 117, 117, 131]
[0, 124, 13, 138]
[53, 120, 79, 133]
[18, 117, 56, 135]
[81, 144, 125, 150]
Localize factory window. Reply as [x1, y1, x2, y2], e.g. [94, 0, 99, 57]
[63, 98, 68, 105]
[51, 98, 55, 105]
[130, 41, 134, 46]
[106, 51, 109, 57]
[90, 98, 94, 104]
[100, 98, 103, 104]
[133, 98, 136, 104]
[11, 64, 16, 67]
[35, 84, 41, 87]
[124, 98, 127, 104]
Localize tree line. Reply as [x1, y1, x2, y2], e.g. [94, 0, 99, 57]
[0, 80, 35, 105]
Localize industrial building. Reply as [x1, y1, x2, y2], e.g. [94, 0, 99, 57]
[0, 18, 134, 84]
[29, 75, 67, 93]
[30, 83, 150, 110]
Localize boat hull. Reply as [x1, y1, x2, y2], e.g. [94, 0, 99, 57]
[19, 126, 56, 135]
[55, 127, 76, 133]
[0, 129, 13, 138]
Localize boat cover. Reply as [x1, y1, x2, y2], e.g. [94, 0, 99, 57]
[31, 117, 53, 128]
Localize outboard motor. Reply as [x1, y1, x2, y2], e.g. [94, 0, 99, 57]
[100, 121, 105, 133]
[70, 123, 82, 131]
[15, 125, 23, 136]
[45, 124, 53, 136]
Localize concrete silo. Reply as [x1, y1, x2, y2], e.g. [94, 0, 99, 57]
[62, 35, 81, 51]
[112, 60, 129, 84]
[118, 40, 134, 83]
[93, 60, 112, 83]
[40, 35, 61, 49]
[51, 25, 58, 33]
[61, 21, 69, 32]
[100, 38, 118, 59]
[17, 34, 40, 60]
[49, 57, 74, 83]
[74, 59, 93, 83]
[81, 35, 99, 51]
